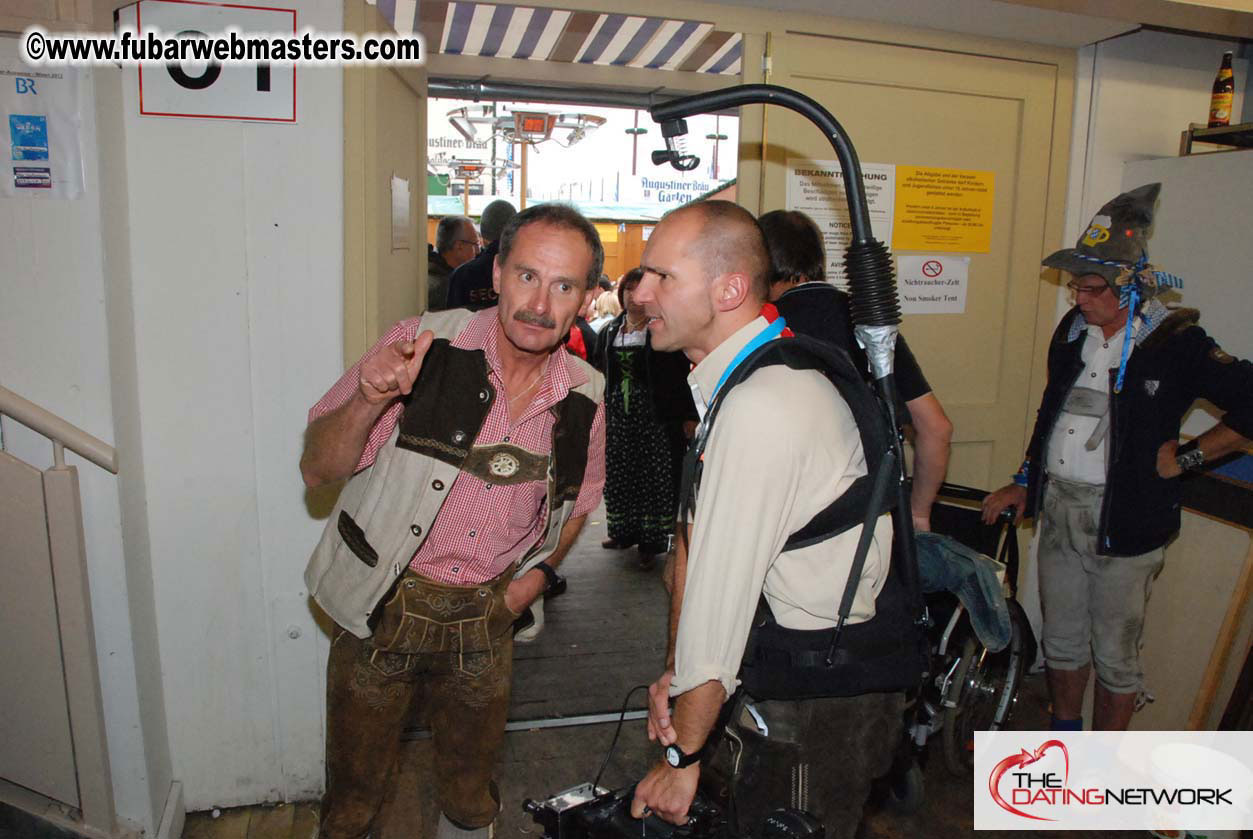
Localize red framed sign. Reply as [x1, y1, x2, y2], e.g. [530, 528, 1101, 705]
[122, 0, 297, 123]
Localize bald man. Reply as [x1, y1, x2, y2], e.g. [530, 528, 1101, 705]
[629, 202, 902, 839]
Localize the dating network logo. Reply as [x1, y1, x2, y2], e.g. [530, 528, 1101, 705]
[975, 731, 1251, 831]
[986, 736, 1235, 823]
[988, 739, 1071, 821]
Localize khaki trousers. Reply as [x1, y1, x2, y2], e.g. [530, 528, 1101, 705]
[1038, 478, 1164, 693]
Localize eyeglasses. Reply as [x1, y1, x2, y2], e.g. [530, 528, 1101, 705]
[1066, 281, 1110, 298]
[456, 238, 481, 252]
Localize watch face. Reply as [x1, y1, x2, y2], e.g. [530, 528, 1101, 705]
[665, 745, 681, 767]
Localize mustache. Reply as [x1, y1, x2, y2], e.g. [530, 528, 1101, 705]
[514, 310, 556, 329]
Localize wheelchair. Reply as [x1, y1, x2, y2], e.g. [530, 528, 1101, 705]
[882, 482, 1037, 811]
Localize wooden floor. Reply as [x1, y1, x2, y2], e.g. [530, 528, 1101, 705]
[179, 688, 1148, 839]
[507, 507, 670, 722]
[181, 802, 319, 839]
[174, 508, 1147, 839]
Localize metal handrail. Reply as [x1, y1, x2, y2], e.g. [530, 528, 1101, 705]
[0, 385, 117, 474]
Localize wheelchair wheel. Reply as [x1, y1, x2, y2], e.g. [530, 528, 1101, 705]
[941, 612, 1028, 776]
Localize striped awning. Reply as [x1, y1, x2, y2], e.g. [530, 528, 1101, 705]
[368, 1, 743, 76]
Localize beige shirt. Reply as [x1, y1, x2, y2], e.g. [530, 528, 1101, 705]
[1045, 322, 1137, 486]
[671, 317, 894, 698]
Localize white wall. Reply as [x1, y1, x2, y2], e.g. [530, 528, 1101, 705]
[1122, 150, 1253, 435]
[1244, 44, 1253, 124]
[101, 0, 345, 809]
[0, 37, 162, 835]
[1058, 29, 1248, 321]
[7, 0, 347, 817]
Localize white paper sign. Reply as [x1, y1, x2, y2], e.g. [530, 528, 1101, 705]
[786, 158, 895, 286]
[1, 36, 85, 199]
[897, 254, 969, 314]
[391, 175, 410, 250]
[122, 0, 297, 123]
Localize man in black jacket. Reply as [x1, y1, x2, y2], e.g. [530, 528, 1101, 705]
[447, 200, 517, 310]
[427, 215, 478, 311]
[982, 184, 1253, 730]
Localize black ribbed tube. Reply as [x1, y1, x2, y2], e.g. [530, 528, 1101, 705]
[844, 239, 900, 328]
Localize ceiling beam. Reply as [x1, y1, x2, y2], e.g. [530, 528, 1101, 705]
[995, 0, 1253, 40]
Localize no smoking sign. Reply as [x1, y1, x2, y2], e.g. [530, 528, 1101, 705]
[898, 254, 969, 315]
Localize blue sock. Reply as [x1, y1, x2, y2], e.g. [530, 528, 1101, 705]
[1050, 715, 1083, 731]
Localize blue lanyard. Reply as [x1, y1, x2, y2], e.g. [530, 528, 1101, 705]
[711, 316, 788, 400]
[1113, 285, 1138, 394]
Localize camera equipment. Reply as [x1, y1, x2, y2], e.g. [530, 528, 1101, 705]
[522, 783, 821, 839]
[523, 687, 822, 839]
[650, 119, 701, 172]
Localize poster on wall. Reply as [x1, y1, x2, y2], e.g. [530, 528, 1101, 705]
[0, 37, 85, 199]
[785, 158, 895, 286]
[892, 165, 994, 252]
[897, 254, 970, 315]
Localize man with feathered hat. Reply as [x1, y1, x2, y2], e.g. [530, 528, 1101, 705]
[982, 183, 1253, 730]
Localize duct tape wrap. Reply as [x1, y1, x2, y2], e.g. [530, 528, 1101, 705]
[855, 325, 899, 381]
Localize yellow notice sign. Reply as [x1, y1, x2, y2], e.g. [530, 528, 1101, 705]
[892, 166, 995, 253]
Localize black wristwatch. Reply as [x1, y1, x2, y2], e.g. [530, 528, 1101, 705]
[664, 742, 708, 769]
[531, 562, 561, 593]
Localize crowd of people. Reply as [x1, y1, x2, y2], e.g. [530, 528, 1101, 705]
[306, 186, 1252, 839]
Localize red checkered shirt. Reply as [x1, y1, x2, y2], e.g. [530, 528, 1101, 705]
[309, 308, 606, 585]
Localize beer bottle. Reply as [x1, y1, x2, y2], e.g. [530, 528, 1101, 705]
[1208, 51, 1234, 128]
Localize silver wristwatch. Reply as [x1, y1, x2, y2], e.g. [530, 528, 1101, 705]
[1175, 446, 1205, 472]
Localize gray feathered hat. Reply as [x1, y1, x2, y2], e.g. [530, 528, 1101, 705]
[1043, 183, 1161, 282]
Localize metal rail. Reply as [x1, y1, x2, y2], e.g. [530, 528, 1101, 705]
[403, 710, 650, 740]
[429, 78, 704, 112]
[0, 385, 117, 473]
